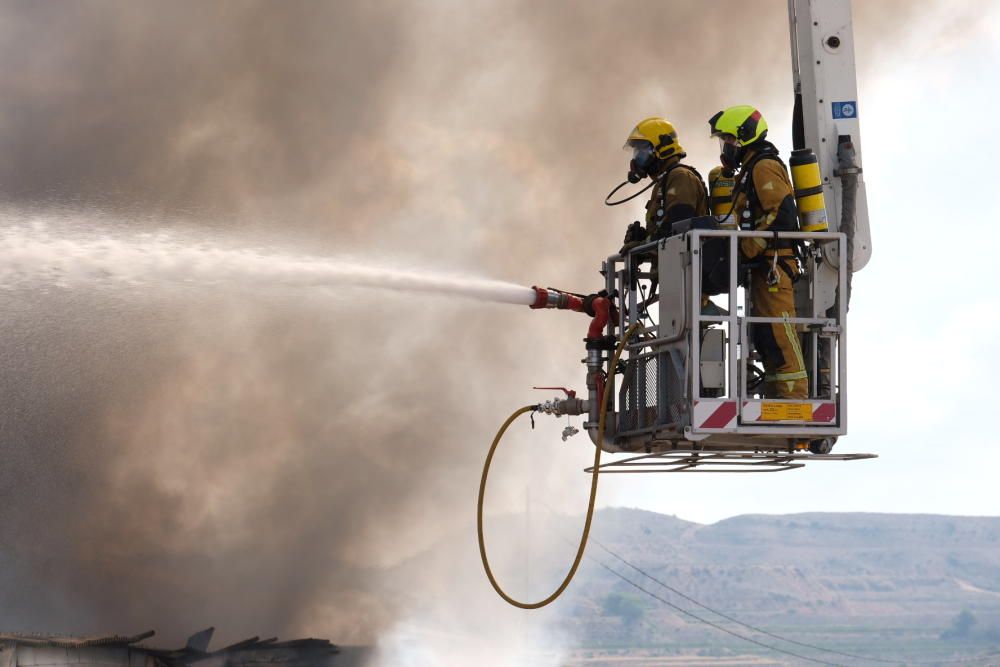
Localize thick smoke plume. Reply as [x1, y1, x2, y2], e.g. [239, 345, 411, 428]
[0, 0, 930, 660]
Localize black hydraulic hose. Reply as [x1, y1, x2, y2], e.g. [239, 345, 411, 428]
[836, 135, 859, 311]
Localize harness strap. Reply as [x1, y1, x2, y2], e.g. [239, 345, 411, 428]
[649, 162, 708, 226]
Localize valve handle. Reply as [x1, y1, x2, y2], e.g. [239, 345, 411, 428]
[532, 386, 577, 398]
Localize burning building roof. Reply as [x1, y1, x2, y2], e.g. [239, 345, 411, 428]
[0, 628, 364, 667]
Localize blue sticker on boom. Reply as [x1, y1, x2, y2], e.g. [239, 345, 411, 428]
[832, 101, 858, 119]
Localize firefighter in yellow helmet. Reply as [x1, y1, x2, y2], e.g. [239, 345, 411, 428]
[618, 117, 707, 253]
[708, 105, 807, 400]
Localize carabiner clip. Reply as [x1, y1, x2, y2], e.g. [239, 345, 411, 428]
[767, 251, 780, 289]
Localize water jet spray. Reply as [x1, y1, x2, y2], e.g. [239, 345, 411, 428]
[0, 222, 538, 306]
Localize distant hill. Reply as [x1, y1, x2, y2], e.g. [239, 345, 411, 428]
[586, 509, 1000, 615]
[389, 508, 1000, 663]
[569, 509, 1000, 659]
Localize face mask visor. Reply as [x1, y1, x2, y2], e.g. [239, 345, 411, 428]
[717, 134, 743, 168]
[625, 140, 657, 176]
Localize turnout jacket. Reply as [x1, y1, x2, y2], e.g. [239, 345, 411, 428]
[644, 156, 708, 238]
[732, 145, 798, 260]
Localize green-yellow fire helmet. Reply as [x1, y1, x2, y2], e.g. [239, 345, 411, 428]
[708, 105, 769, 147]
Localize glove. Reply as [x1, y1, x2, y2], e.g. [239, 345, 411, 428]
[650, 220, 670, 242]
[619, 220, 648, 255]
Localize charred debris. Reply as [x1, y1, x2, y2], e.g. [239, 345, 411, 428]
[0, 628, 367, 667]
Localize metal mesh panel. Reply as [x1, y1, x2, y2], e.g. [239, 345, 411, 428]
[618, 360, 638, 433]
[618, 354, 662, 435]
[642, 355, 660, 428]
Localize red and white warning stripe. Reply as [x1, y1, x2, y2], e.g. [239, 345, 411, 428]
[692, 400, 837, 430]
[692, 400, 739, 430]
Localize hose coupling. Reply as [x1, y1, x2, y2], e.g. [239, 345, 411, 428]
[537, 397, 588, 417]
[533, 386, 587, 416]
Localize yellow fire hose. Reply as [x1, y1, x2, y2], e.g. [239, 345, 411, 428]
[477, 322, 641, 609]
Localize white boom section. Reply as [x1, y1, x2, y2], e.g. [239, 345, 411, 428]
[789, 0, 871, 277]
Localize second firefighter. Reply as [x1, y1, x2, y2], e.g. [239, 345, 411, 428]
[708, 105, 808, 400]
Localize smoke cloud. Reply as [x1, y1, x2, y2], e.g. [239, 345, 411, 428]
[0, 0, 934, 661]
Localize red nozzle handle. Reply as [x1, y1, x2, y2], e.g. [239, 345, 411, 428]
[533, 386, 577, 398]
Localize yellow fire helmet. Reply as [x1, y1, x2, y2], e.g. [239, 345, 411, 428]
[708, 105, 769, 146]
[624, 117, 685, 159]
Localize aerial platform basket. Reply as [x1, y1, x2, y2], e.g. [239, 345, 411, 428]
[584, 222, 874, 467]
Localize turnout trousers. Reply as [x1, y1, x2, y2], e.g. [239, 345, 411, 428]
[749, 261, 808, 399]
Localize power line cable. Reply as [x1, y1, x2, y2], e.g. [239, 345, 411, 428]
[587, 531, 1000, 666]
[539, 501, 998, 666]
[590, 535, 896, 663]
[590, 556, 846, 666]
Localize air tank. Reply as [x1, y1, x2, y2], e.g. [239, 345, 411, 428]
[708, 166, 735, 218]
[789, 148, 829, 232]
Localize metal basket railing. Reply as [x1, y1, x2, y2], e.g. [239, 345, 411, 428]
[605, 226, 848, 440]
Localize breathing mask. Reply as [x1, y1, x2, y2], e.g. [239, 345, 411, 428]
[628, 142, 660, 182]
[605, 141, 663, 206]
[718, 136, 745, 169]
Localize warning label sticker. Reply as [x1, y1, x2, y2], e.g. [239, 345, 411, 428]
[760, 402, 814, 421]
[832, 101, 858, 119]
